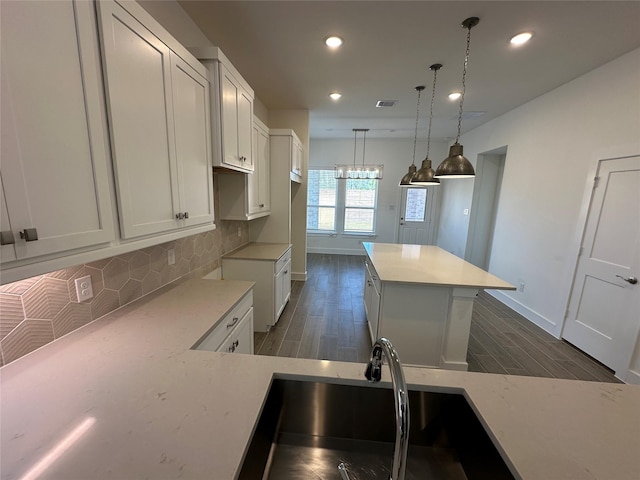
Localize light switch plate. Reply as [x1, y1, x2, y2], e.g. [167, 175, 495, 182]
[75, 275, 94, 302]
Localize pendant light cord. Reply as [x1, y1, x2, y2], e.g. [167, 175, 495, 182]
[456, 24, 473, 143]
[412, 87, 424, 166]
[426, 65, 440, 159]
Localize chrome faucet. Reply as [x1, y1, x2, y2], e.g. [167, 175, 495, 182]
[364, 337, 410, 480]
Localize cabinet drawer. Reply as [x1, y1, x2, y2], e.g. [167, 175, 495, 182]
[365, 258, 381, 293]
[195, 290, 253, 351]
[275, 248, 292, 274]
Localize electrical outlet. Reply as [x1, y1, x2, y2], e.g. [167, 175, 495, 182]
[168, 248, 176, 265]
[237, 227, 242, 237]
[75, 275, 94, 302]
[463, 208, 470, 215]
[518, 281, 525, 292]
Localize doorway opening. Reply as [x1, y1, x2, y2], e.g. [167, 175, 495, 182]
[465, 147, 506, 270]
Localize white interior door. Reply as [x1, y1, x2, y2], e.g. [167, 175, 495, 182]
[398, 187, 436, 245]
[563, 155, 640, 377]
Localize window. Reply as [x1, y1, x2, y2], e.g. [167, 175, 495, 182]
[344, 179, 377, 233]
[307, 169, 337, 232]
[307, 168, 378, 235]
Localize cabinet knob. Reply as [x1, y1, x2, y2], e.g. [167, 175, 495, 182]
[175, 212, 184, 220]
[19, 228, 38, 242]
[227, 317, 239, 328]
[259, 204, 265, 208]
[284, 270, 288, 274]
[184, 211, 189, 219]
[0, 231, 15, 245]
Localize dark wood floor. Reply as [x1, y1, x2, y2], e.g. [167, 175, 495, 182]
[255, 253, 621, 383]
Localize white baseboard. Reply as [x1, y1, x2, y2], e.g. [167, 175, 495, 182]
[292, 271, 307, 281]
[623, 369, 640, 385]
[307, 247, 366, 255]
[487, 290, 561, 338]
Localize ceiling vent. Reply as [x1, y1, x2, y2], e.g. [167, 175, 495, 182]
[376, 100, 397, 108]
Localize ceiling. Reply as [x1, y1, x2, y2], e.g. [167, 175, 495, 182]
[177, 1, 640, 140]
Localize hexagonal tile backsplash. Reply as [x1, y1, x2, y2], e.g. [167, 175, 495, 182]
[0, 221, 249, 366]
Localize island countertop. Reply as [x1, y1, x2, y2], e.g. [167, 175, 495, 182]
[364, 242, 515, 289]
[1, 277, 638, 480]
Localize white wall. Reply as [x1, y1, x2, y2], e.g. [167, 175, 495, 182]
[309, 138, 448, 254]
[437, 48, 640, 338]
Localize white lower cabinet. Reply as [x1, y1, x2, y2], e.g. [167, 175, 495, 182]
[222, 246, 292, 332]
[364, 259, 381, 343]
[195, 290, 254, 354]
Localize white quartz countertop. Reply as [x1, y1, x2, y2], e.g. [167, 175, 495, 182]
[223, 242, 291, 261]
[1, 277, 639, 480]
[364, 242, 516, 289]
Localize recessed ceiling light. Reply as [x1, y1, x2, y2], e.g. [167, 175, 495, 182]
[448, 92, 461, 100]
[325, 36, 343, 48]
[510, 32, 533, 46]
[329, 92, 342, 100]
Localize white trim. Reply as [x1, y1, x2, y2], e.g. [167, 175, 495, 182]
[291, 271, 307, 281]
[307, 246, 365, 256]
[624, 369, 640, 385]
[488, 289, 560, 338]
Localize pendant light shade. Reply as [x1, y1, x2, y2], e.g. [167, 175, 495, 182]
[335, 129, 383, 180]
[399, 86, 425, 187]
[435, 143, 475, 178]
[412, 64, 442, 186]
[435, 17, 479, 179]
[399, 164, 417, 186]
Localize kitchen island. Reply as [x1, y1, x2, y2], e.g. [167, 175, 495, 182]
[363, 242, 515, 369]
[1, 277, 639, 480]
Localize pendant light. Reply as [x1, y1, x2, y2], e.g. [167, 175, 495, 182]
[412, 64, 442, 185]
[435, 17, 479, 179]
[335, 128, 383, 180]
[399, 85, 425, 187]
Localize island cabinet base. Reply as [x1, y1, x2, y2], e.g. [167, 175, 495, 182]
[370, 282, 477, 370]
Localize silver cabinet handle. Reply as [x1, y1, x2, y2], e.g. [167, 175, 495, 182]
[227, 317, 239, 328]
[19, 228, 38, 242]
[616, 275, 638, 285]
[0, 230, 15, 245]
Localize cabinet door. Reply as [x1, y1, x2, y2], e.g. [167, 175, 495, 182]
[237, 90, 254, 170]
[170, 53, 214, 227]
[247, 125, 260, 216]
[234, 307, 254, 354]
[0, 0, 114, 261]
[98, 0, 180, 239]
[0, 177, 16, 263]
[257, 125, 271, 212]
[275, 259, 291, 320]
[221, 69, 241, 169]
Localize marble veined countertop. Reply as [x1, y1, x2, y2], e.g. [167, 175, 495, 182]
[1, 277, 639, 480]
[223, 242, 291, 261]
[364, 242, 515, 289]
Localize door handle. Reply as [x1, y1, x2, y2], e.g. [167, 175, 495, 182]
[616, 275, 638, 285]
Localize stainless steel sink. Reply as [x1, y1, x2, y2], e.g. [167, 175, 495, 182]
[238, 379, 515, 480]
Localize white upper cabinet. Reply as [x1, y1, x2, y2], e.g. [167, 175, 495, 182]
[250, 117, 271, 215]
[189, 47, 255, 173]
[217, 116, 270, 221]
[170, 54, 215, 228]
[0, 0, 115, 264]
[97, 0, 213, 239]
[270, 129, 304, 184]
